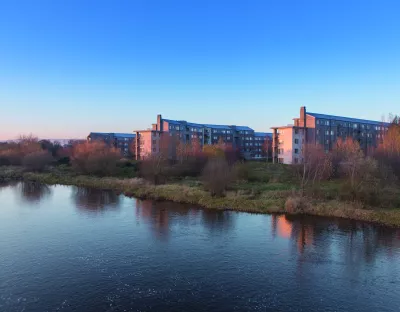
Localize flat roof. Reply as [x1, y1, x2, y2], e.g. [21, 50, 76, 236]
[89, 132, 136, 138]
[163, 118, 254, 131]
[307, 112, 390, 126]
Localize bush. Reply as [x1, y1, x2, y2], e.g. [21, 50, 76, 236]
[0, 149, 23, 166]
[234, 162, 249, 181]
[284, 196, 306, 214]
[202, 157, 233, 197]
[167, 156, 208, 178]
[71, 141, 120, 176]
[22, 151, 54, 171]
[139, 156, 169, 185]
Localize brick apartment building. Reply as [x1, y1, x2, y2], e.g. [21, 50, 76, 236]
[135, 115, 272, 160]
[271, 107, 390, 164]
[87, 132, 136, 157]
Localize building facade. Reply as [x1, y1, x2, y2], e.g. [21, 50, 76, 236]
[87, 132, 136, 157]
[272, 107, 389, 164]
[135, 115, 272, 160]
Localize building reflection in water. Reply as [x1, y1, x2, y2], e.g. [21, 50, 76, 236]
[271, 214, 400, 265]
[72, 187, 120, 214]
[17, 181, 52, 204]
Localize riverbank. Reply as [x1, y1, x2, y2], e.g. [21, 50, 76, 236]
[1, 166, 400, 227]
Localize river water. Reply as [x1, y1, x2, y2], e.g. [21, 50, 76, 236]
[0, 182, 400, 312]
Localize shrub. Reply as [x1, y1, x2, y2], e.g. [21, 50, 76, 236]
[139, 155, 169, 185]
[295, 143, 332, 193]
[284, 196, 306, 214]
[22, 151, 54, 171]
[234, 162, 249, 181]
[167, 156, 208, 178]
[71, 141, 120, 175]
[0, 149, 23, 166]
[202, 157, 233, 197]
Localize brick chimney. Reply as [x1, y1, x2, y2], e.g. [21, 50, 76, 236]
[157, 114, 162, 131]
[300, 106, 306, 125]
[300, 106, 307, 142]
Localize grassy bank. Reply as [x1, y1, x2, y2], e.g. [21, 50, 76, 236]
[1, 166, 399, 227]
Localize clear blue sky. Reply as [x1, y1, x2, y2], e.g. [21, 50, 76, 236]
[1, 0, 399, 139]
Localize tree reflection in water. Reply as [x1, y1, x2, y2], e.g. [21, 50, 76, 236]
[134, 199, 236, 241]
[135, 200, 172, 241]
[72, 187, 120, 214]
[17, 181, 52, 203]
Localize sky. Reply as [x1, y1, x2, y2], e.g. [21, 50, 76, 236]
[0, 0, 399, 140]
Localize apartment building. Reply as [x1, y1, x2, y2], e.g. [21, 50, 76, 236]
[135, 115, 272, 160]
[271, 107, 390, 164]
[87, 132, 136, 157]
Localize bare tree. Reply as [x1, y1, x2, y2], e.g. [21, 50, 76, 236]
[299, 143, 332, 195]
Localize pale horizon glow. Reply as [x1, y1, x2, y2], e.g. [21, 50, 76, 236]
[1, 0, 399, 140]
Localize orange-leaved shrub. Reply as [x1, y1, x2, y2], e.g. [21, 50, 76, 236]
[71, 141, 121, 175]
[202, 157, 233, 197]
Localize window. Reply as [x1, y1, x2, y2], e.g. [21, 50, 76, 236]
[152, 148, 156, 152]
[331, 130, 334, 136]
[294, 149, 299, 154]
[199, 135, 203, 139]
[213, 136, 218, 140]
[294, 158, 299, 164]
[226, 130, 231, 134]
[295, 129, 299, 134]
[325, 130, 330, 135]
[294, 139, 299, 144]
[152, 140, 156, 145]
[222, 130, 226, 134]
[353, 124, 358, 129]
[176, 126, 180, 130]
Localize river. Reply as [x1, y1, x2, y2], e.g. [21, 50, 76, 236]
[0, 182, 400, 311]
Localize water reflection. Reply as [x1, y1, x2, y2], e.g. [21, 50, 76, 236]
[134, 199, 237, 240]
[135, 200, 171, 240]
[17, 181, 52, 203]
[200, 209, 236, 233]
[72, 187, 120, 214]
[272, 214, 400, 264]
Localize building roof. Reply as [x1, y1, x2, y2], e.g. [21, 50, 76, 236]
[307, 112, 390, 126]
[89, 132, 136, 138]
[236, 126, 254, 131]
[163, 118, 255, 131]
[254, 132, 273, 137]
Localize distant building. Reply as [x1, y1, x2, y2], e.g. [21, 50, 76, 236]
[271, 106, 390, 164]
[87, 132, 136, 157]
[135, 115, 272, 160]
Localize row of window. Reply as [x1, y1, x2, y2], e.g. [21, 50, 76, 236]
[316, 119, 389, 131]
[277, 148, 299, 155]
[317, 129, 384, 137]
